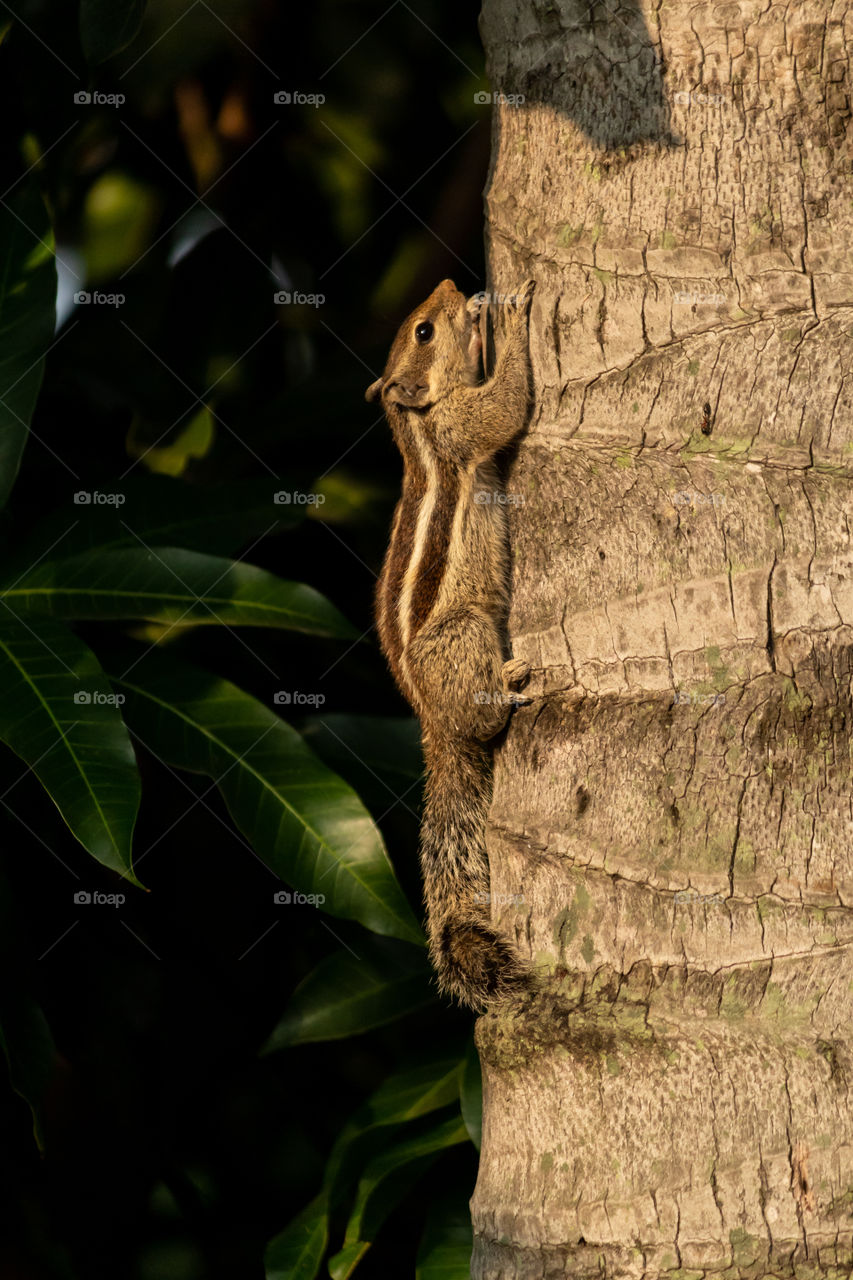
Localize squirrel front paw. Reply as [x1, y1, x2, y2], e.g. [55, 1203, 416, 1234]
[501, 657, 531, 693]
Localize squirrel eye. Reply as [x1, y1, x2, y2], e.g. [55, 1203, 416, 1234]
[415, 321, 433, 344]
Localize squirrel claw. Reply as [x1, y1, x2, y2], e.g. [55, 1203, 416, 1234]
[502, 657, 531, 693]
[515, 278, 536, 315]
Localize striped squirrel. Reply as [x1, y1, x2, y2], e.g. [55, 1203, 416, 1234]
[366, 277, 535, 1010]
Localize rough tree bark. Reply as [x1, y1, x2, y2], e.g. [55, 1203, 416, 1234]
[473, 2, 853, 1278]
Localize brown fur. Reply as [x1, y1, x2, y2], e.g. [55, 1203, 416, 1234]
[374, 452, 425, 693]
[367, 278, 536, 1010]
[408, 458, 458, 637]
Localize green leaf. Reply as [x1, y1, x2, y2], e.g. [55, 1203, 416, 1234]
[1, 546, 358, 638]
[263, 941, 432, 1053]
[0, 618, 140, 879]
[416, 1199, 473, 1280]
[0, 187, 57, 510]
[459, 1039, 482, 1151]
[265, 1194, 328, 1280]
[302, 715, 423, 815]
[108, 648, 422, 944]
[327, 1242, 369, 1280]
[80, 0, 146, 63]
[358, 1058, 463, 1127]
[9, 476, 304, 571]
[339, 1115, 469, 1259]
[0, 995, 59, 1151]
[324, 1054, 463, 1206]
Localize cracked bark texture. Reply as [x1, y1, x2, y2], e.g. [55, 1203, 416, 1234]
[473, 1, 853, 1277]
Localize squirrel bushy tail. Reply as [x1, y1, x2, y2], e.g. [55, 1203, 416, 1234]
[420, 729, 529, 1010]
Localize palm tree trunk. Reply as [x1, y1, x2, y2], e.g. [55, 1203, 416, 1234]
[473, 1, 853, 1276]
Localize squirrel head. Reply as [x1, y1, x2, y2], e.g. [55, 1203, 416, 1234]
[365, 279, 482, 410]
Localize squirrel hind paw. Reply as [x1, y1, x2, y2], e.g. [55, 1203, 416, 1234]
[435, 918, 531, 1011]
[515, 279, 536, 314]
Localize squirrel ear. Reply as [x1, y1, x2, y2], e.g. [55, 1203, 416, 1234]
[384, 380, 431, 408]
[365, 378, 383, 403]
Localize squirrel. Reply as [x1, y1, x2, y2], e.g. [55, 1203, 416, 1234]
[366, 277, 536, 1011]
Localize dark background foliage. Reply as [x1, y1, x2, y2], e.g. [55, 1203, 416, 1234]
[0, 1, 494, 1276]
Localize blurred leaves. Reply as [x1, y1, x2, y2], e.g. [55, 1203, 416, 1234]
[80, 171, 162, 280]
[7, 474, 303, 566]
[80, 0, 147, 64]
[0, 187, 57, 511]
[459, 1038, 482, 1151]
[309, 471, 394, 527]
[127, 403, 215, 476]
[0, 994, 59, 1151]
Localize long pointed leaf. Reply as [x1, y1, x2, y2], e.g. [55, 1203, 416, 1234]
[263, 943, 433, 1054]
[327, 1242, 369, 1280]
[265, 1194, 328, 1280]
[2, 546, 357, 639]
[323, 1053, 463, 1205]
[0, 187, 57, 509]
[0, 618, 140, 879]
[327, 1115, 469, 1276]
[108, 648, 422, 944]
[416, 1199, 473, 1280]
